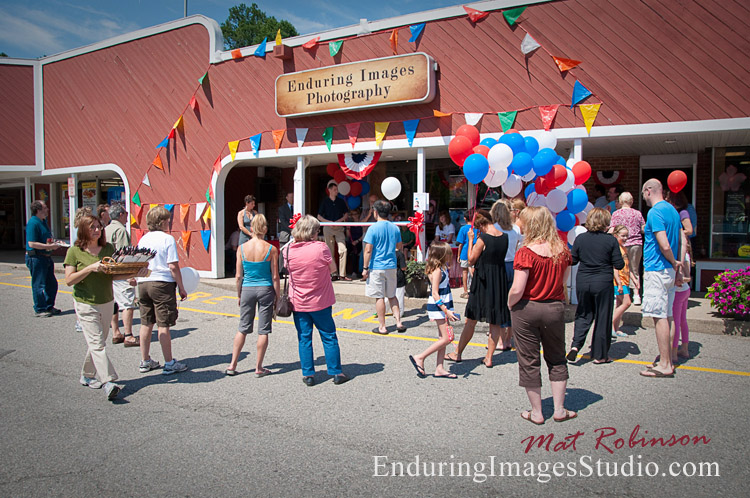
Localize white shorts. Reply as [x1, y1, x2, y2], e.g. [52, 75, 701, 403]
[366, 269, 397, 299]
[113, 279, 137, 309]
[459, 259, 471, 269]
[642, 269, 676, 319]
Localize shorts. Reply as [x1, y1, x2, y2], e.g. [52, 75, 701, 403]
[641, 269, 676, 319]
[113, 279, 137, 309]
[614, 286, 630, 296]
[365, 269, 397, 299]
[459, 259, 471, 269]
[239, 286, 275, 335]
[138, 281, 178, 327]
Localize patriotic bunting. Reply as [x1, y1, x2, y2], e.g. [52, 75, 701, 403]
[337, 151, 382, 179]
[254, 38, 267, 58]
[329, 40, 343, 57]
[503, 6, 526, 26]
[374, 122, 389, 146]
[195, 202, 207, 222]
[389, 29, 398, 55]
[571, 80, 592, 108]
[228, 140, 240, 161]
[296, 128, 308, 147]
[302, 37, 320, 49]
[249, 133, 262, 157]
[497, 111, 517, 132]
[464, 6, 489, 23]
[322, 127, 334, 151]
[408, 23, 425, 42]
[520, 33, 541, 55]
[553, 56, 582, 73]
[201, 230, 211, 251]
[403, 119, 419, 147]
[272, 129, 285, 152]
[346, 123, 360, 148]
[580, 104, 601, 134]
[539, 105, 559, 131]
[465, 113, 483, 126]
[142, 173, 151, 187]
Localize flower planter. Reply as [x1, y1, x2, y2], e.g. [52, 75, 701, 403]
[405, 278, 430, 298]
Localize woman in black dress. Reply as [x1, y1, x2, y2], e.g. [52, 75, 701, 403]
[446, 209, 510, 367]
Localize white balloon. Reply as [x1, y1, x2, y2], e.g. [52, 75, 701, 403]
[559, 169, 576, 193]
[527, 192, 546, 208]
[502, 174, 522, 197]
[381, 177, 401, 200]
[546, 189, 567, 213]
[566, 158, 578, 169]
[521, 171, 536, 182]
[537, 131, 557, 151]
[337, 181, 351, 196]
[577, 209, 588, 224]
[583, 201, 594, 214]
[180, 267, 200, 294]
[487, 143, 514, 171]
[567, 225, 587, 245]
[484, 166, 508, 188]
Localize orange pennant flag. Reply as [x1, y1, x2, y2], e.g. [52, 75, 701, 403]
[553, 56, 582, 73]
[389, 29, 398, 55]
[189, 95, 199, 111]
[539, 105, 559, 131]
[302, 37, 320, 49]
[213, 156, 222, 174]
[346, 123, 360, 148]
[272, 129, 285, 153]
[433, 110, 453, 117]
[579, 104, 601, 134]
[180, 204, 190, 224]
[181, 231, 191, 251]
[152, 154, 163, 170]
[231, 48, 243, 60]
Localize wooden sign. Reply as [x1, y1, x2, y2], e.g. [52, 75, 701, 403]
[275, 53, 436, 118]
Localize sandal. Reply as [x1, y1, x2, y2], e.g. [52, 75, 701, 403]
[112, 335, 125, 344]
[445, 352, 462, 363]
[521, 410, 544, 425]
[553, 409, 578, 423]
[123, 335, 140, 347]
[255, 368, 272, 377]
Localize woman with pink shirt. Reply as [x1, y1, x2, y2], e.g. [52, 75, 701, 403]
[286, 215, 349, 387]
[609, 192, 646, 304]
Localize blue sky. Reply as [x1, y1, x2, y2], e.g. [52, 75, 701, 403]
[0, 0, 459, 59]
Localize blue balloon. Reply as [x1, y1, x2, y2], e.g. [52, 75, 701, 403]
[347, 195, 361, 209]
[359, 180, 370, 196]
[532, 148, 556, 176]
[498, 133, 525, 155]
[480, 138, 497, 148]
[556, 210, 576, 232]
[567, 188, 588, 214]
[524, 136, 539, 157]
[524, 183, 536, 199]
[556, 156, 566, 166]
[511, 152, 533, 177]
[463, 153, 490, 184]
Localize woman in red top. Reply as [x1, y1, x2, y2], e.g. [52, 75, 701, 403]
[508, 207, 576, 425]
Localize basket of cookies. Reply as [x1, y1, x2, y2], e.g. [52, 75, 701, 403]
[100, 247, 155, 275]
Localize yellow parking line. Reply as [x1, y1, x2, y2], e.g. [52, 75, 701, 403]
[0, 281, 71, 294]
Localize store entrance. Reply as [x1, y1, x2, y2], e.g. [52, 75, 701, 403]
[640, 167, 693, 216]
[0, 189, 23, 249]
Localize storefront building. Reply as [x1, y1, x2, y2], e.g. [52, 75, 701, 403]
[0, 0, 748, 288]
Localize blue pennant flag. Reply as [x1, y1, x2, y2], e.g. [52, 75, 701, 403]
[164, 204, 174, 212]
[201, 229, 211, 251]
[249, 133, 262, 157]
[408, 23, 425, 42]
[156, 136, 169, 148]
[571, 80, 592, 108]
[403, 119, 420, 147]
[254, 37, 267, 58]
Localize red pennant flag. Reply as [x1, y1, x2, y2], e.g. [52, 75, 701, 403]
[213, 156, 222, 174]
[189, 95, 199, 112]
[231, 48, 243, 59]
[180, 204, 190, 224]
[302, 37, 320, 49]
[132, 204, 143, 224]
[167, 128, 176, 140]
[553, 56, 582, 73]
[539, 105, 559, 131]
[463, 6, 489, 23]
[152, 155, 163, 170]
[389, 29, 398, 55]
[134, 229, 144, 245]
[181, 231, 191, 252]
[272, 129, 285, 153]
[345, 123, 360, 148]
[208, 181, 214, 200]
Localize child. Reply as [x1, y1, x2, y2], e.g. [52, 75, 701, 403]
[612, 225, 632, 337]
[408, 242, 457, 378]
[395, 248, 407, 318]
[673, 231, 692, 360]
[455, 210, 478, 299]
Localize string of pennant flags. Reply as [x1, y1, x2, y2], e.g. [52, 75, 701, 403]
[133, 3, 603, 252]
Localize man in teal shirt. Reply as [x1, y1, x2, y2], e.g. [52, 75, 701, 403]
[25, 200, 61, 317]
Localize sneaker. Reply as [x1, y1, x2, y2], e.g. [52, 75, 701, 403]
[35, 311, 52, 318]
[633, 294, 641, 305]
[75, 322, 83, 333]
[162, 359, 188, 375]
[47, 307, 62, 315]
[104, 382, 121, 401]
[139, 358, 161, 373]
[80, 375, 103, 389]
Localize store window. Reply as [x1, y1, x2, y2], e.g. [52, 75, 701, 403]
[712, 146, 750, 259]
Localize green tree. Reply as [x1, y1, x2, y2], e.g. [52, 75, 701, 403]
[221, 3, 298, 50]
[0, 52, 8, 57]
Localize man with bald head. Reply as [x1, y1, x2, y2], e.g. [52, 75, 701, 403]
[640, 178, 683, 378]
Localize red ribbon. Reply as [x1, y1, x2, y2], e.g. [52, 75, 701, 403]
[407, 211, 424, 250]
[289, 213, 301, 230]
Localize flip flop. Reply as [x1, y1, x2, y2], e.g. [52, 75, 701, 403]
[481, 359, 493, 368]
[553, 409, 578, 423]
[225, 368, 237, 376]
[396, 325, 407, 333]
[521, 410, 544, 425]
[640, 367, 675, 378]
[373, 328, 389, 335]
[255, 368, 272, 377]
[434, 373, 457, 379]
[408, 355, 426, 378]
[445, 352, 462, 363]
[566, 348, 579, 362]
[593, 358, 613, 364]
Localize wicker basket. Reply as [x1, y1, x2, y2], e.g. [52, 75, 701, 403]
[100, 257, 150, 275]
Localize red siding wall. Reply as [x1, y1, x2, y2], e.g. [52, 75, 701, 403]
[0, 64, 35, 165]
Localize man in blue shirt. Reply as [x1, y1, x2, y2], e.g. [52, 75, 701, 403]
[25, 200, 61, 317]
[363, 200, 405, 334]
[640, 179, 683, 378]
[318, 181, 350, 281]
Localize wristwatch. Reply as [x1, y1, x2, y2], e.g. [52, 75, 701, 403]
[363, 267, 369, 271]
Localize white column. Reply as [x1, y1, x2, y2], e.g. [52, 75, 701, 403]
[572, 138, 583, 161]
[416, 148, 426, 262]
[24, 177, 31, 224]
[69, 174, 78, 246]
[568, 138, 583, 305]
[294, 156, 306, 216]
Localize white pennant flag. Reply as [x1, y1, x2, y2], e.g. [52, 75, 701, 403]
[520, 33, 541, 55]
[296, 128, 308, 147]
[465, 113, 483, 126]
[142, 173, 150, 187]
[195, 202, 207, 222]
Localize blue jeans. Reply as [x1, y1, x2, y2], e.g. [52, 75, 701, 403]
[25, 255, 58, 313]
[292, 307, 342, 376]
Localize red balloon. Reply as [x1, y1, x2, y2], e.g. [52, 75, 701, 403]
[350, 181, 362, 197]
[553, 164, 568, 187]
[571, 161, 591, 185]
[449, 135, 474, 167]
[557, 230, 568, 243]
[535, 176, 550, 196]
[456, 125, 480, 148]
[333, 170, 346, 183]
[326, 162, 339, 177]
[668, 170, 688, 193]
[473, 145, 490, 158]
[504, 128, 520, 134]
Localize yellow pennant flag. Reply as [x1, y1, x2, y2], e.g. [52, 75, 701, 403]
[228, 140, 240, 161]
[433, 110, 452, 117]
[150, 204, 158, 211]
[202, 205, 212, 224]
[579, 104, 601, 134]
[173, 116, 183, 130]
[374, 122, 389, 146]
[275, 29, 282, 46]
[131, 214, 138, 226]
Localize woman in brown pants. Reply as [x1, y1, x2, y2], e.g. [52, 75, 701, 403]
[507, 207, 576, 425]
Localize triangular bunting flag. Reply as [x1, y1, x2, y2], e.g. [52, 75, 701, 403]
[433, 110, 452, 117]
[152, 155, 163, 170]
[408, 23, 425, 43]
[553, 56, 582, 73]
[228, 140, 240, 161]
[142, 173, 151, 187]
[374, 122, 389, 146]
[503, 6, 526, 26]
[213, 156, 222, 175]
[579, 104, 601, 134]
[272, 129, 285, 153]
[202, 205, 212, 224]
[465, 113, 483, 126]
[180, 204, 190, 224]
[134, 229, 144, 245]
[463, 6, 489, 23]
[231, 48, 243, 60]
[497, 111, 517, 132]
[275, 29, 282, 46]
[195, 202, 207, 222]
[296, 128, 308, 147]
[167, 128, 175, 140]
[322, 127, 334, 151]
[132, 192, 141, 207]
[198, 72, 208, 85]
[189, 95, 199, 111]
[571, 80, 592, 108]
[173, 116, 183, 130]
[302, 37, 319, 49]
[254, 37, 267, 58]
[249, 133, 261, 157]
[201, 230, 211, 251]
[389, 29, 398, 55]
[130, 214, 138, 226]
[539, 105, 559, 131]
[205, 186, 212, 203]
[164, 204, 174, 212]
[403, 119, 419, 147]
[132, 205, 142, 225]
[156, 136, 169, 149]
[149, 204, 158, 211]
[329, 40, 343, 57]
[520, 33, 541, 55]
[345, 123, 360, 148]
[181, 231, 191, 251]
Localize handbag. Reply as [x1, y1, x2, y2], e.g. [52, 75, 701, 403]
[275, 244, 294, 317]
